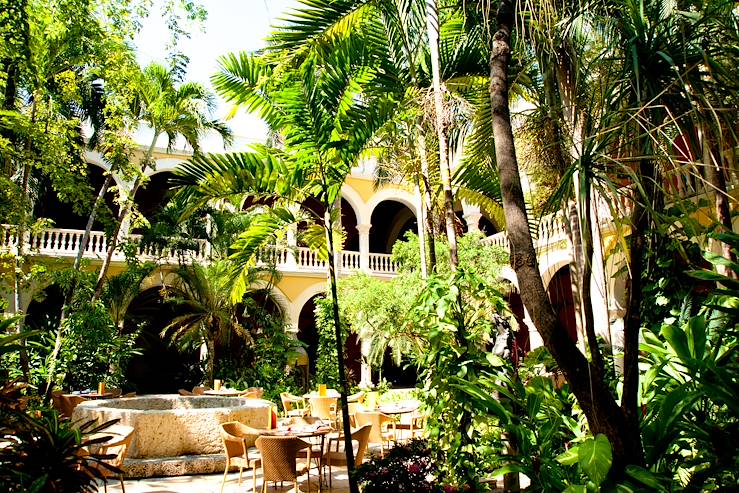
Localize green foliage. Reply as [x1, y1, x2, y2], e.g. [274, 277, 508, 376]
[354, 439, 443, 493]
[313, 296, 349, 389]
[392, 231, 508, 285]
[338, 272, 423, 368]
[220, 297, 304, 402]
[0, 407, 119, 493]
[411, 269, 512, 489]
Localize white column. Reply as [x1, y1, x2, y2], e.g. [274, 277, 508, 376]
[523, 307, 543, 349]
[357, 223, 371, 272]
[359, 338, 373, 388]
[461, 202, 482, 233]
[286, 224, 298, 268]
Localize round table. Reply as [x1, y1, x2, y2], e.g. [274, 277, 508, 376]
[66, 392, 114, 400]
[203, 388, 242, 396]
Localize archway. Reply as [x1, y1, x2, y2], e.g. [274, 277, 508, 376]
[36, 163, 117, 231]
[25, 284, 64, 332]
[134, 171, 176, 222]
[124, 286, 200, 393]
[369, 200, 417, 254]
[296, 294, 361, 386]
[341, 198, 359, 251]
[546, 265, 578, 342]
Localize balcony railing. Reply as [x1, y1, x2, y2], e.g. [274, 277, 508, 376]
[1, 225, 398, 276]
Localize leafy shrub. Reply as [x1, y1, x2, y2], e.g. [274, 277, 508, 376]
[354, 439, 443, 493]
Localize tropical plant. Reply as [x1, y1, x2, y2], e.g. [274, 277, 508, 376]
[161, 260, 268, 385]
[173, 33, 397, 490]
[354, 439, 443, 493]
[91, 61, 232, 300]
[0, 409, 121, 493]
[411, 269, 512, 488]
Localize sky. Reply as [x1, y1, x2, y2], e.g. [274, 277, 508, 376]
[133, 0, 298, 153]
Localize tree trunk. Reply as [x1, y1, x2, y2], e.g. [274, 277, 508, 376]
[206, 337, 216, 385]
[701, 122, 737, 278]
[620, 151, 655, 438]
[418, 132, 437, 272]
[93, 134, 158, 301]
[425, 0, 458, 270]
[324, 207, 359, 493]
[414, 177, 428, 278]
[45, 173, 115, 398]
[489, 0, 643, 476]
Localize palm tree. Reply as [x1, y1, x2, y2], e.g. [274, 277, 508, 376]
[161, 260, 259, 385]
[175, 41, 395, 493]
[91, 62, 232, 300]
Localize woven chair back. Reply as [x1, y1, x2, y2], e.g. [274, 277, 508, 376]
[255, 435, 310, 483]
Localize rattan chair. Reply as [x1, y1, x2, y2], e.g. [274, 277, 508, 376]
[178, 388, 194, 396]
[395, 411, 427, 442]
[346, 391, 365, 403]
[354, 410, 396, 457]
[219, 421, 266, 493]
[308, 396, 337, 424]
[53, 394, 86, 418]
[280, 392, 308, 417]
[322, 423, 372, 487]
[192, 385, 211, 395]
[92, 424, 134, 493]
[255, 435, 312, 493]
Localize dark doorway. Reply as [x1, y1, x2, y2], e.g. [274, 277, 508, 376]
[546, 266, 578, 342]
[297, 295, 321, 377]
[369, 201, 417, 254]
[124, 287, 200, 394]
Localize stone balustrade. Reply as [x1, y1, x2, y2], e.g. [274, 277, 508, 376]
[1, 224, 399, 276]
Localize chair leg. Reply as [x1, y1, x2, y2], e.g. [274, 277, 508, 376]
[221, 460, 229, 493]
[119, 474, 125, 493]
[252, 467, 257, 493]
[238, 466, 244, 486]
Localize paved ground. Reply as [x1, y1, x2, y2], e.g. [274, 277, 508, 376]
[100, 465, 350, 493]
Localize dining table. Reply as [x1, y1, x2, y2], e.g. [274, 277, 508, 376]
[202, 388, 242, 397]
[66, 391, 114, 400]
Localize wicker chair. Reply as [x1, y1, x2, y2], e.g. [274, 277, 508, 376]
[219, 421, 266, 493]
[322, 423, 372, 487]
[346, 391, 365, 404]
[255, 435, 312, 493]
[91, 425, 134, 493]
[107, 388, 123, 398]
[280, 392, 308, 417]
[178, 389, 194, 396]
[354, 410, 396, 457]
[395, 411, 427, 442]
[52, 394, 86, 418]
[192, 386, 211, 395]
[308, 396, 337, 425]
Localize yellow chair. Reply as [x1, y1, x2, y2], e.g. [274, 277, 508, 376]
[322, 423, 372, 487]
[308, 396, 338, 425]
[280, 392, 308, 417]
[91, 424, 135, 493]
[219, 421, 265, 493]
[255, 435, 312, 493]
[354, 410, 396, 457]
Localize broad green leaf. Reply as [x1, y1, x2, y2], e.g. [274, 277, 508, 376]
[562, 485, 588, 493]
[556, 446, 579, 466]
[661, 324, 692, 364]
[625, 465, 667, 491]
[578, 434, 612, 486]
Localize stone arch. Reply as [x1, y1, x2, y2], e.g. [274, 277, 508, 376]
[498, 266, 518, 288]
[540, 250, 575, 288]
[247, 281, 290, 326]
[84, 151, 126, 190]
[146, 157, 188, 176]
[288, 282, 327, 330]
[366, 187, 419, 218]
[340, 184, 368, 226]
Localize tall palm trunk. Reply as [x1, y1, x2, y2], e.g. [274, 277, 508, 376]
[489, 0, 643, 476]
[701, 122, 737, 278]
[425, 0, 458, 269]
[14, 97, 37, 381]
[93, 135, 158, 301]
[323, 206, 359, 493]
[45, 173, 115, 397]
[555, 46, 604, 375]
[417, 132, 437, 272]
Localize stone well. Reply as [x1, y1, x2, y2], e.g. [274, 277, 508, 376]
[72, 395, 272, 460]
